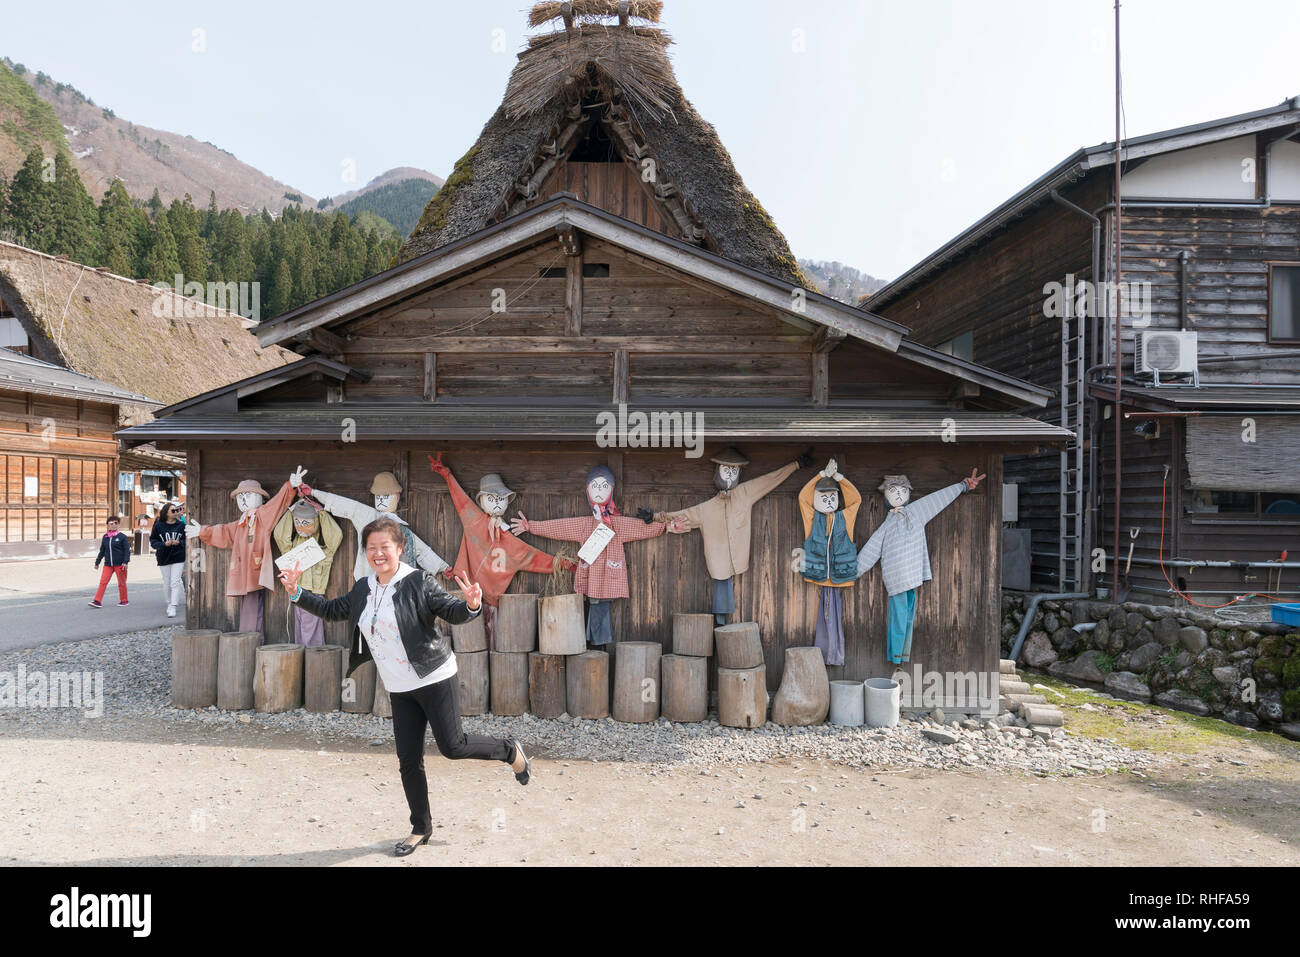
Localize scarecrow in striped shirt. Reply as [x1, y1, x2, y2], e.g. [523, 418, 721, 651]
[856, 468, 986, 665]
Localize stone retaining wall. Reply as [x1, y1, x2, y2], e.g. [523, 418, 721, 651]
[1001, 593, 1300, 738]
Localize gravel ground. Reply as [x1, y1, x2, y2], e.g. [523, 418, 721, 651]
[0, 626, 1166, 777]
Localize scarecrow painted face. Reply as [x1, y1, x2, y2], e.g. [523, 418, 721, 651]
[715, 464, 741, 491]
[478, 492, 510, 517]
[814, 488, 840, 514]
[292, 514, 318, 537]
[587, 476, 612, 505]
[374, 492, 400, 513]
[884, 484, 911, 509]
[235, 491, 264, 513]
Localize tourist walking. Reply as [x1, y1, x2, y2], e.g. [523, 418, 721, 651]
[150, 502, 187, 618]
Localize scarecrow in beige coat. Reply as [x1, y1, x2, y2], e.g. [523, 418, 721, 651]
[272, 497, 343, 646]
[656, 447, 812, 624]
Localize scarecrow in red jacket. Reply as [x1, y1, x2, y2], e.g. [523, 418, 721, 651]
[428, 453, 575, 649]
[510, 465, 687, 647]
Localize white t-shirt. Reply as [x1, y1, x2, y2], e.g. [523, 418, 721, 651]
[360, 563, 459, 693]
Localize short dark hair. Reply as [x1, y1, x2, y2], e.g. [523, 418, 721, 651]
[107, 515, 121, 524]
[361, 515, 405, 550]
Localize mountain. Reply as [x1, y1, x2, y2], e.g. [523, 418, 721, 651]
[318, 168, 443, 238]
[0, 57, 314, 213]
[798, 258, 887, 306]
[321, 166, 443, 209]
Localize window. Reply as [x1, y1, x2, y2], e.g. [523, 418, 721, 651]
[1188, 489, 1300, 519]
[936, 330, 974, 361]
[1268, 263, 1300, 342]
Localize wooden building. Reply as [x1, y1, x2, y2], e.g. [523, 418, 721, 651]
[120, 7, 1068, 705]
[865, 98, 1300, 602]
[0, 347, 158, 558]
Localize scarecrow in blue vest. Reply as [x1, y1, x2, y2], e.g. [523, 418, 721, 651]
[798, 458, 862, 666]
[856, 468, 986, 665]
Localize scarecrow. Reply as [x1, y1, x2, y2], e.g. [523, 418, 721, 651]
[797, 458, 863, 666]
[186, 467, 303, 638]
[271, 496, 343, 646]
[292, 470, 448, 582]
[856, 468, 986, 665]
[511, 465, 687, 647]
[428, 453, 575, 648]
[656, 446, 813, 624]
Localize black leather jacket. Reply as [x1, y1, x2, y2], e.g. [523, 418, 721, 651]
[293, 568, 479, 680]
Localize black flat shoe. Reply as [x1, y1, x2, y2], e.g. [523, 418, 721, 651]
[508, 738, 530, 786]
[393, 831, 432, 857]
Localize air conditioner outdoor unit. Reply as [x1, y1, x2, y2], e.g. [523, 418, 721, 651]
[1136, 330, 1198, 380]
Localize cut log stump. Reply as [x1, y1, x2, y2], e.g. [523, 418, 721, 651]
[528, 652, 566, 718]
[539, 592, 586, 655]
[660, 654, 708, 722]
[254, 643, 304, 713]
[303, 644, 344, 713]
[490, 651, 529, 716]
[714, 622, 763, 670]
[450, 592, 488, 653]
[342, 660, 376, 714]
[771, 646, 830, 726]
[566, 650, 609, 719]
[717, 665, 768, 728]
[672, 613, 714, 657]
[172, 629, 221, 709]
[372, 674, 392, 719]
[497, 594, 538, 653]
[457, 651, 489, 716]
[215, 631, 259, 711]
[613, 641, 662, 723]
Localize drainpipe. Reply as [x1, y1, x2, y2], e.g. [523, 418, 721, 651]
[1010, 592, 1090, 663]
[1179, 250, 1190, 331]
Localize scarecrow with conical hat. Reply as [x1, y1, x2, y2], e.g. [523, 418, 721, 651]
[429, 453, 576, 649]
[656, 446, 812, 624]
[797, 458, 863, 666]
[186, 468, 304, 639]
[511, 464, 687, 647]
[856, 468, 986, 665]
[272, 496, 343, 646]
[292, 469, 449, 583]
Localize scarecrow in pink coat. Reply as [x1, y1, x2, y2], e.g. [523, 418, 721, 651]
[186, 466, 304, 639]
[510, 465, 686, 647]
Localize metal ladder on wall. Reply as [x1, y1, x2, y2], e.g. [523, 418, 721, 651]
[1059, 289, 1086, 591]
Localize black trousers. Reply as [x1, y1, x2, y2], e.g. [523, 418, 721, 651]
[390, 674, 514, 834]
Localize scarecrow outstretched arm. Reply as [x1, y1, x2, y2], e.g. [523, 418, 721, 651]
[856, 525, 885, 577]
[318, 509, 343, 557]
[271, 510, 296, 553]
[909, 482, 967, 526]
[430, 459, 480, 521]
[410, 532, 449, 575]
[312, 489, 375, 528]
[524, 516, 592, 543]
[736, 460, 799, 504]
[612, 514, 666, 543]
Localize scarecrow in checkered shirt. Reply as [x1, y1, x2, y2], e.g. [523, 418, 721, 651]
[856, 468, 986, 665]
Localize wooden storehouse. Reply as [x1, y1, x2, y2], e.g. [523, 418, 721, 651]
[865, 98, 1300, 602]
[120, 7, 1069, 704]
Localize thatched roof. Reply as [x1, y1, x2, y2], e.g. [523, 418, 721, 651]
[398, 16, 807, 287]
[0, 241, 297, 425]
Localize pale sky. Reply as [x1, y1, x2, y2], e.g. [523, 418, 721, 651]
[5, 0, 1299, 280]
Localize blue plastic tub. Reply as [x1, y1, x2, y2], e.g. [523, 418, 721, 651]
[1271, 603, 1300, 627]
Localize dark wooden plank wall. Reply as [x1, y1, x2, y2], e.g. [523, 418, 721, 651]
[185, 441, 1002, 693]
[538, 162, 678, 237]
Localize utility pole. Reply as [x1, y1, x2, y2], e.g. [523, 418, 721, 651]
[1112, 0, 1124, 604]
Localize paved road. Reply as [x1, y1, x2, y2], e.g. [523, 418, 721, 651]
[0, 557, 174, 651]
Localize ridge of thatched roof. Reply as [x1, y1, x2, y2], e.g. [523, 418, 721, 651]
[0, 241, 297, 424]
[398, 20, 808, 287]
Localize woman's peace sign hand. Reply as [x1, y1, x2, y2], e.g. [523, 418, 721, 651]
[452, 571, 483, 611]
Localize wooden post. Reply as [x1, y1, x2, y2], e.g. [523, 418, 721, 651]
[561, 226, 583, 336]
[253, 643, 304, 713]
[172, 629, 221, 709]
[303, 644, 343, 713]
[714, 622, 763, 670]
[372, 675, 392, 719]
[660, 654, 708, 722]
[671, 613, 714, 656]
[496, 594, 538, 652]
[613, 348, 629, 405]
[528, 652, 567, 718]
[539, 592, 586, 655]
[216, 630, 259, 711]
[566, 650, 610, 719]
[718, 665, 768, 728]
[456, 651, 490, 716]
[451, 613, 488, 653]
[490, 651, 529, 716]
[613, 641, 662, 723]
[342, 660, 376, 714]
[423, 352, 437, 402]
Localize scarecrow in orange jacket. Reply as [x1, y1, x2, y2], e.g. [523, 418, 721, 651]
[798, 458, 863, 666]
[429, 453, 575, 649]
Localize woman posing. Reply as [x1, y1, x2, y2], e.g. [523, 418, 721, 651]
[278, 514, 530, 857]
[149, 502, 187, 618]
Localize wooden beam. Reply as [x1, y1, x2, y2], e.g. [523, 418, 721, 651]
[293, 327, 347, 356]
[423, 352, 437, 402]
[613, 349, 629, 405]
[811, 326, 848, 353]
[811, 352, 829, 407]
[565, 244, 584, 337]
[344, 335, 811, 355]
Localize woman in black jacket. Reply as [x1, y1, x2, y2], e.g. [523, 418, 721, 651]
[279, 514, 530, 856]
[149, 502, 187, 618]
